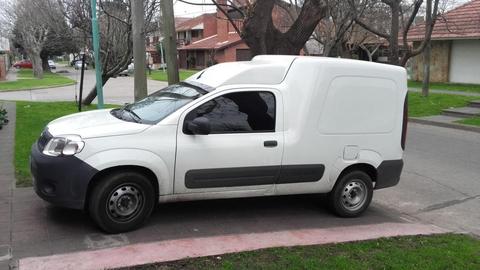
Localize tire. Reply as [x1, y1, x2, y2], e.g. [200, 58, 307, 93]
[328, 170, 373, 217]
[89, 171, 155, 233]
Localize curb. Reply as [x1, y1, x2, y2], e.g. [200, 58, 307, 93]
[409, 117, 480, 133]
[18, 222, 447, 270]
[0, 82, 76, 93]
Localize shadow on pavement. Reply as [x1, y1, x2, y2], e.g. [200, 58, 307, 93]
[11, 187, 404, 260]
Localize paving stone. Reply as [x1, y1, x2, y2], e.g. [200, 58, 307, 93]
[442, 106, 480, 117]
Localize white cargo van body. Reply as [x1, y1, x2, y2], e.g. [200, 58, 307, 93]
[31, 56, 407, 233]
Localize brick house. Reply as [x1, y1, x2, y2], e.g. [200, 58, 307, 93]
[146, 17, 189, 68]
[408, 0, 480, 84]
[177, 0, 295, 69]
[177, 8, 250, 69]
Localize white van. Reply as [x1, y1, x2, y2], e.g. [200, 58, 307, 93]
[31, 56, 408, 233]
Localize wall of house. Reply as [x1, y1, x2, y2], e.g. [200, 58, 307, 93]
[411, 40, 451, 82]
[203, 15, 217, 38]
[449, 39, 480, 84]
[220, 42, 250, 63]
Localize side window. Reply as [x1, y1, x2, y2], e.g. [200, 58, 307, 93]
[184, 91, 276, 134]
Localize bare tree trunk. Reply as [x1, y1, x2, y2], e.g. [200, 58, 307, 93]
[82, 76, 109, 105]
[388, 2, 400, 65]
[422, 40, 431, 97]
[30, 50, 44, 79]
[242, 0, 327, 56]
[132, 0, 147, 101]
[41, 54, 50, 72]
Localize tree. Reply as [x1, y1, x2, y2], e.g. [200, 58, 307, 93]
[180, 0, 328, 56]
[61, 0, 160, 105]
[14, 0, 66, 78]
[351, 0, 440, 66]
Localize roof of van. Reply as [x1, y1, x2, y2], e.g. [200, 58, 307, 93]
[185, 55, 405, 88]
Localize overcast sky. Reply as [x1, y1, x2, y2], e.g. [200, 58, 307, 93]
[173, 0, 217, 18]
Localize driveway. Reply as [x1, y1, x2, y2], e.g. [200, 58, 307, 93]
[0, 67, 168, 105]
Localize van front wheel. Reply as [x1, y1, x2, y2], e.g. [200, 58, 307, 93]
[89, 171, 155, 233]
[328, 171, 373, 217]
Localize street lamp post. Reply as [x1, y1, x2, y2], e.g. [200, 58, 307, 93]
[90, 0, 104, 109]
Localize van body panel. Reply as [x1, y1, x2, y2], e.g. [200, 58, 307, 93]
[31, 55, 407, 212]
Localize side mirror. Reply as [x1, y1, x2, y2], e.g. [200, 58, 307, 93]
[186, 117, 211, 135]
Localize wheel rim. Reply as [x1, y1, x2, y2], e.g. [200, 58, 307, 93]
[340, 180, 367, 212]
[106, 184, 144, 222]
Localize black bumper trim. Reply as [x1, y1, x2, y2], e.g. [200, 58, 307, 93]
[31, 143, 98, 209]
[375, 159, 404, 189]
[185, 164, 325, 189]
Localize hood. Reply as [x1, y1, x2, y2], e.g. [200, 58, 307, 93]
[47, 109, 151, 139]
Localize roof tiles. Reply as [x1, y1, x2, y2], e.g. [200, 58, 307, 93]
[408, 0, 480, 40]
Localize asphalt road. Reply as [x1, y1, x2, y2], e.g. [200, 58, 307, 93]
[374, 122, 480, 235]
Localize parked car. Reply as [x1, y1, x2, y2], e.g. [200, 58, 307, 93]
[48, 60, 56, 70]
[13, 60, 32, 69]
[118, 63, 134, 76]
[74, 60, 88, 70]
[31, 56, 408, 233]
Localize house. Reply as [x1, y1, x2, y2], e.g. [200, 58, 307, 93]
[408, 0, 480, 84]
[177, 0, 295, 69]
[146, 17, 189, 69]
[176, 8, 250, 69]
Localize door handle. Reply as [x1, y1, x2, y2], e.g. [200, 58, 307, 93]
[264, 140, 278, 147]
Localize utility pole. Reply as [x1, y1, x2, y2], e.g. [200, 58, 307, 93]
[422, 0, 433, 97]
[161, 0, 179, 84]
[132, 0, 148, 101]
[90, 0, 104, 108]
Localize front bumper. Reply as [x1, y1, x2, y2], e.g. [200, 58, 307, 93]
[31, 142, 98, 209]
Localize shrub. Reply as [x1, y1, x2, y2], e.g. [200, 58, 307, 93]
[0, 105, 8, 129]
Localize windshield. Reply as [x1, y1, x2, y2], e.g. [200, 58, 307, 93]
[111, 83, 206, 124]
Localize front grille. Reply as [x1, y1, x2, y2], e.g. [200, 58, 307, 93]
[37, 129, 53, 152]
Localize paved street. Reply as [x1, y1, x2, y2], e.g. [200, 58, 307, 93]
[374, 123, 480, 235]
[0, 67, 168, 105]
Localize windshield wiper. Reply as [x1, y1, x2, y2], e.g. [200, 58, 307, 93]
[122, 107, 142, 123]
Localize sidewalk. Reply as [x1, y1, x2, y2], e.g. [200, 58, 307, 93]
[5, 69, 17, 82]
[409, 87, 480, 97]
[0, 68, 167, 105]
[0, 101, 16, 269]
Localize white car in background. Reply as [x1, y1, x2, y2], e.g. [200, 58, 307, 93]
[48, 60, 56, 70]
[118, 63, 134, 76]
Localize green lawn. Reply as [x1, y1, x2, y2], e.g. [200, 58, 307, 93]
[14, 101, 107, 186]
[120, 234, 480, 270]
[456, 117, 480, 127]
[0, 69, 75, 92]
[408, 92, 478, 117]
[408, 81, 480, 94]
[148, 70, 198, 82]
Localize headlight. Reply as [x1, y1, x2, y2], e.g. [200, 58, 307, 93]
[43, 135, 85, 156]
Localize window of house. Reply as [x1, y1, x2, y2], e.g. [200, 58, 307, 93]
[184, 91, 276, 134]
[191, 30, 201, 38]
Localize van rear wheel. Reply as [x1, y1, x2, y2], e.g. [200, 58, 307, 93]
[328, 171, 373, 217]
[89, 171, 155, 233]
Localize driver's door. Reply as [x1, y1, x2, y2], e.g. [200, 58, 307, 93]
[174, 89, 283, 195]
